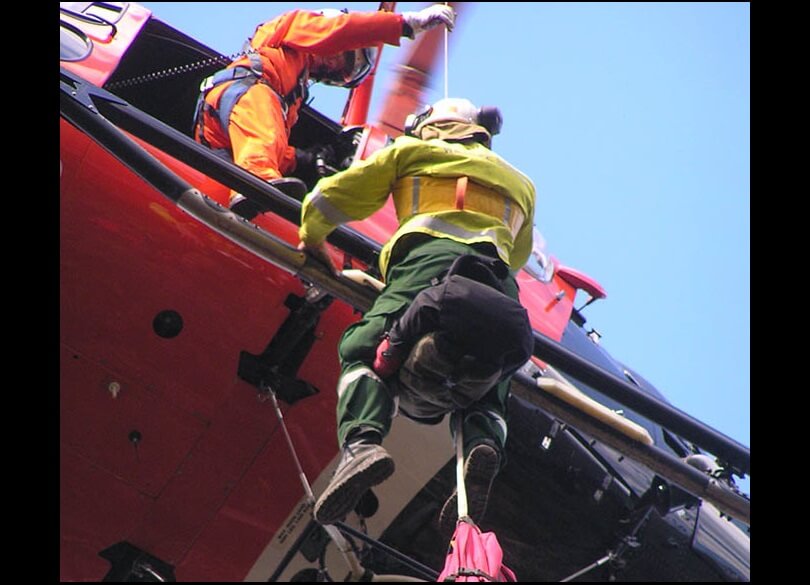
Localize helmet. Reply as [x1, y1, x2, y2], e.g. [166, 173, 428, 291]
[309, 9, 377, 88]
[317, 46, 378, 88]
[404, 98, 503, 137]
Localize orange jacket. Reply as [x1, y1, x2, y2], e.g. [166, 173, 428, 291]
[201, 10, 404, 180]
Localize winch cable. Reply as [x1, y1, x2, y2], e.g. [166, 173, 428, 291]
[444, 2, 450, 99]
[443, 2, 450, 99]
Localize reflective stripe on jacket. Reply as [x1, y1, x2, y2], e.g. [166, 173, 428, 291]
[299, 133, 536, 279]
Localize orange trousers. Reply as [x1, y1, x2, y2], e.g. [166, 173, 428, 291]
[199, 82, 297, 204]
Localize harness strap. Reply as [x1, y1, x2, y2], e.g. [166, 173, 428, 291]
[192, 92, 208, 145]
[239, 46, 310, 110]
[193, 65, 263, 144]
[455, 176, 468, 210]
[216, 75, 259, 130]
[243, 45, 263, 76]
[193, 57, 308, 142]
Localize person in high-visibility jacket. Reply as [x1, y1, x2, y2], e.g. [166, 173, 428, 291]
[299, 98, 537, 533]
[192, 5, 454, 219]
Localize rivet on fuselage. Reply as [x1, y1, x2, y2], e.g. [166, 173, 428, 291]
[108, 381, 121, 398]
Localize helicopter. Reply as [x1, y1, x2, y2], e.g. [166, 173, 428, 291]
[60, 2, 749, 581]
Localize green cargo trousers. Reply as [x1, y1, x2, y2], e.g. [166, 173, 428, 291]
[335, 237, 520, 461]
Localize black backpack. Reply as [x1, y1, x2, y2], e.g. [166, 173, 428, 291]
[381, 254, 534, 422]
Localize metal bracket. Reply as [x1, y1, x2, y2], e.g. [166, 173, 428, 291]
[99, 541, 176, 582]
[238, 292, 333, 404]
[540, 420, 565, 451]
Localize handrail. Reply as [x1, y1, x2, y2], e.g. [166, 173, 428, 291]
[530, 331, 749, 475]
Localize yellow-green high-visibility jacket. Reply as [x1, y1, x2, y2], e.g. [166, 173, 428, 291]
[299, 133, 536, 280]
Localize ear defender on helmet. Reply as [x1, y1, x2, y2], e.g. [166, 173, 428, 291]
[404, 104, 433, 136]
[477, 106, 502, 136]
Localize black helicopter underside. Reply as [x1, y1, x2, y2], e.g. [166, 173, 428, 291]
[368, 395, 731, 582]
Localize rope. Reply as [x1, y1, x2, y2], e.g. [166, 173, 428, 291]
[455, 415, 469, 518]
[265, 386, 317, 502]
[261, 381, 366, 580]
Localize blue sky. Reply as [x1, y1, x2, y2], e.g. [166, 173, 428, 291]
[141, 2, 750, 494]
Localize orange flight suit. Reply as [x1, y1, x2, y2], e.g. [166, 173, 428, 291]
[196, 9, 403, 196]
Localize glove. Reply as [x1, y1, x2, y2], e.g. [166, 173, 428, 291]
[294, 147, 316, 173]
[295, 145, 336, 173]
[297, 240, 340, 276]
[402, 4, 455, 38]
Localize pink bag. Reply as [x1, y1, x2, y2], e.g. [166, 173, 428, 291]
[437, 518, 517, 582]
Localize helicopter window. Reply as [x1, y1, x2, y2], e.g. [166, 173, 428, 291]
[60, 2, 128, 25]
[662, 428, 693, 458]
[83, 2, 128, 25]
[60, 2, 128, 43]
[60, 20, 93, 62]
[522, 227, 554, 283]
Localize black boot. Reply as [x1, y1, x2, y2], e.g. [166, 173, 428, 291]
[229, 178, 309, 220]
[267, 177, 308, 201]
[438, 441, 500, 538]
[313, 430, 394, 525]
[229, 193, 262, 220]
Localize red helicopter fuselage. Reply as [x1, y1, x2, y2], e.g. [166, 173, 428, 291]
[60, 3, 748, 582]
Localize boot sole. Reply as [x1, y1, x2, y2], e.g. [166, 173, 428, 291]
[314, 454, 395, 525]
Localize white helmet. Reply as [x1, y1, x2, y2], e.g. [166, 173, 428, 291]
[310, 9, 377, 88]
[318, 46, 377, 88]
[404, 98, 503, 137]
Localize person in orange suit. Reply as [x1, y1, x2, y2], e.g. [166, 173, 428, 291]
[193, 5, 455, 219]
